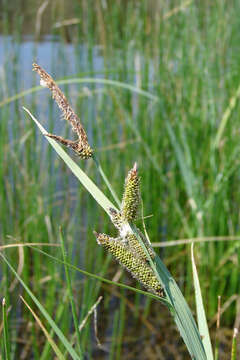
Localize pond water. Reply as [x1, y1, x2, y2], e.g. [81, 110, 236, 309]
[0, 35, 106, 89]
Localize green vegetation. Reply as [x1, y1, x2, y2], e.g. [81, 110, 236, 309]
[1, 0, 240, 358]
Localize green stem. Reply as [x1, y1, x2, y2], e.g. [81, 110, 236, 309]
[2, 298, 10, 360]
[93, 155, 121, 207]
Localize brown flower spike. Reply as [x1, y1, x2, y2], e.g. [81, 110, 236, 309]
[33, 63, 93, 159]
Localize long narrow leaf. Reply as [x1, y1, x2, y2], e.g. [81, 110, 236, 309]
[0, 253, 81, 360]
[130, 224, 207, 360]
[231, 328, 238, 360]
[1, 78, 159, 108]
[59, 229, 83, 357]
[214, 83, 240, 149]
[93, 155, 121, 207]
[20, 296, 66, 360]
[191, 244, 214, 359]
[166, 122, 195, 200]
[2, 298, 10, 360]
[29, 245, 170, 307]
[23, 107, 117, 216]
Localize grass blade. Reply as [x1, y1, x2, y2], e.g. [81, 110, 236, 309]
[93, 155, 121, 207]
[29, 245, 170, 307]
[23, 107, 117, 216]
[191, 244, 214, 359]
[214, 83, 240, 149]
[20, 296, 66, 360]
[2, 298, 10, 360]
[0, 253, 81, 360]
[166, 122, 195, 200]
[130, 226, 207, 360]
[214, 296, 221, 360]
[59, 228, 83, 357]
[231, 328, 238, 360]
[0, 78, 159, 108]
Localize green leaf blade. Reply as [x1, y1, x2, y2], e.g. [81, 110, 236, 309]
[191, 244, 214, 360]
[0, 253, 82, 360]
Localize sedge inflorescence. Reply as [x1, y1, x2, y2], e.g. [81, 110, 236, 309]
[95, 232, 163, 296]
[94, 163, 164, 297]
[33, 63, 93, 159]
[121, 162, 140, 222]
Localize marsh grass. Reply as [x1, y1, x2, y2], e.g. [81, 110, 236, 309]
[1, 0, 240, 358]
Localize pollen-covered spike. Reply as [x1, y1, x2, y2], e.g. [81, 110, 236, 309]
[126, 233, 154, 262]
[109, 207, 123, 230]
[138, 230, 155, 258]
[94, 232, 113, 245]
[70, 142, 93, 159]
[121, 163, 140, 222]
[33, 63, 93, 159]
[94, 232, 164, 297]
[126, 233, 147, 261]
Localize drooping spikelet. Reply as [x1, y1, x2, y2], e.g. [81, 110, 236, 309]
[32, 63, 93, 159]
[121, 163, 140, 222]
[45, 133, 93, 160]
[94, 232, 164, 297]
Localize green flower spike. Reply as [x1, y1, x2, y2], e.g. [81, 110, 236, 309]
[94, 232, 164, 297]
[109, 207, 123, 231]
[126, 233, 154, 262]
[121, 162, 140, 222]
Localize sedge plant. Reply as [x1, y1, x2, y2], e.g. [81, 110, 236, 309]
[22, 63, 213, 359]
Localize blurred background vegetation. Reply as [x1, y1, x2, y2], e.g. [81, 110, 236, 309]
[1, 0, 240, 358]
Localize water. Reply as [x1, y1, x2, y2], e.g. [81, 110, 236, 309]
[0, 34, 106, 104]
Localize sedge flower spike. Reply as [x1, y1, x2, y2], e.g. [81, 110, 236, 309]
[95, 164, 164, 297]
[109, 163, 140, 230]
[109, 207, 123, 231]
[32, 63, 93, 159]
[125, 233, 154, 262]
[94, 232, 164, 297]
[121, 162, 140, 222]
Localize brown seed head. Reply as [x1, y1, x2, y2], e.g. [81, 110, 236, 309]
[33, 63, 93, 159]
